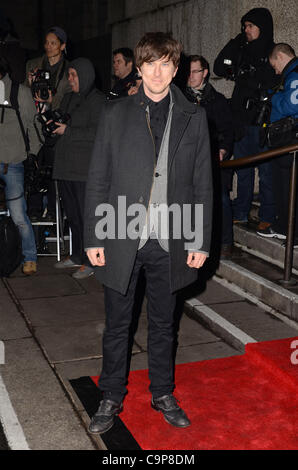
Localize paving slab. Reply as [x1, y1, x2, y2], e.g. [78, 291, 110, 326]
[35, 321, 142, 363]
[6, 273, 85, 299]
[0, 337, 94, 450]
[0, 297, 31, 341]
[21, 292, 106, 328]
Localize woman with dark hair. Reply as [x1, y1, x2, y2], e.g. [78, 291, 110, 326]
[24, 27, 71, 221]
[25, 26, 71, 109]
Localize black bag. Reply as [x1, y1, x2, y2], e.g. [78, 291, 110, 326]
[0, 215, 22, 277]
[266, 116, 298, 149]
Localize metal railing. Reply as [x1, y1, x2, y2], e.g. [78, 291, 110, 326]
[221, 143, 298, 286]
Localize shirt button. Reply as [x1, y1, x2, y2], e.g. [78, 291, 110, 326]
[155, 172, 160, 177]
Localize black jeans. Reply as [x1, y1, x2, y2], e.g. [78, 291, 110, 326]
[98, 239, 177, 403]
[58, 180, 89, 265]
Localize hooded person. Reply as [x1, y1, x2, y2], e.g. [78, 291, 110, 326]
[213, 7, 278, 237]
[52, 57, 106, 278]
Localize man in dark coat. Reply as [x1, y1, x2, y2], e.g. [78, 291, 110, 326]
[185, 55, 234, 258]
[214, 7, 277, 234]
[84, 33, 213, 434]
[52, 57, 105, 279]
[108, 47, 141, 99]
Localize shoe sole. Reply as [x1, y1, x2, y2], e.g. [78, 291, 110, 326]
[54, 264, 81, 269]
[151, 403, 191, 428]
[256, 232, 286, 240]
[88, 419, 115, 435]
[72, 271, 95, 279]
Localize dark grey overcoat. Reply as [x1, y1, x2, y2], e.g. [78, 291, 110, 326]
[84, 83, 213, 295]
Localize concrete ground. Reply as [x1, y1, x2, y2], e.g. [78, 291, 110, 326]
[0, 255, 297, 450]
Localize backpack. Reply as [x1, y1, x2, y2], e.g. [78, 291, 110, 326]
[0, 214, 22, 277]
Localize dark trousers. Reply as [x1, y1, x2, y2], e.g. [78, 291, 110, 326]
[272, 153, 298, 238]
[98, 239, 177, 403]
[58, 180, 88, 265]
[233, 126, 275, 223]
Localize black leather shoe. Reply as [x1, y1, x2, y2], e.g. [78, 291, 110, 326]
[88, 399, 123, 434]
[151, 394, 191, 428]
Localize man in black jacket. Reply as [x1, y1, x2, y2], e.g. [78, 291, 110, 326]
[185, 55, 234, 258]
[108, 47, 141, 99]
[84, 33, 213, 434]
[214, 7, 277, 235]
[52, 57, 105, 279]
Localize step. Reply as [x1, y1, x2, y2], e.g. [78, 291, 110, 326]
[234, 224, 298, 272]
[184, 277, 298, 352]
[216, 251, 298, 321]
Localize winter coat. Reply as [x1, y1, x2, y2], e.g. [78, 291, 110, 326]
[52, 57, 106, 182]
[25, 54, 71, 109]
[270, 57, 298, 123]
[184, 82, 234, 157]
[0, 74, 41, 163]
[213, 8, 277, 134]
[84, 83, 213, 295]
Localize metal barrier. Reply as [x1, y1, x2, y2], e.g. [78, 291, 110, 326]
[221, 143, 298, 286]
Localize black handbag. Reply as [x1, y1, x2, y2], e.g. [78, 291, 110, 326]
[266, 116, 298, 149]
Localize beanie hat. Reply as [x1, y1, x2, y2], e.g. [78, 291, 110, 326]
[46, 26, 67, 44]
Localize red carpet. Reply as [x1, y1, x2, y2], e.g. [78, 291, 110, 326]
[91, 337, 298, 450]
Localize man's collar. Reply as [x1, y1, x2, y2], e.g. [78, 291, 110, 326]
[135, 82, 196, 114]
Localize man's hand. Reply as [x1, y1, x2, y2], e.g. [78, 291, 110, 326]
[219, 148, 227, 161]
[52, 122, 67, 135]
[87, 247, 106, 266]
[187, 252, 207, 269]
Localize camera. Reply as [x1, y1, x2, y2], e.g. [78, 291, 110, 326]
[37, 108, 70, 137]
[245, 92, 272, 127]
[31, 69, 52, 100]
[223, 59, 256, 81]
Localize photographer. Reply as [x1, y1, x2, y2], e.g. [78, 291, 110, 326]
[214, 8, 277, 234]
[108, 47, 141, 99]
[185, 55, 234, 259]
[265, 44, 298, 241]
[25, 26, 71, 221]
[52, 57, 106, 279]
[0, 57, 41, 275]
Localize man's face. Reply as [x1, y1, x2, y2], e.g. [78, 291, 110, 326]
[113, 53, 133, 79]
[68, 68, 79, 92]
[269, 53, 286, 75]
[44, 33, 65, 59]
[187, 61, 208, 90]
[244, 21, 260, 42]
[138, 56, 177, 102]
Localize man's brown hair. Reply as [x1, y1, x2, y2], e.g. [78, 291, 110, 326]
[269, 43, 296, 59]
[134, 32, 182, 68]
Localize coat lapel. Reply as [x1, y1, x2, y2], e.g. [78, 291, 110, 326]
[168, 108, 191, 171]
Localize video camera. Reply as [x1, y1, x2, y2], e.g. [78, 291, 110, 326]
[223, 59, 257, 81]
[31, 69, 53, 101]
[245, 92, 272, 127]
[37, 108, 70, 137]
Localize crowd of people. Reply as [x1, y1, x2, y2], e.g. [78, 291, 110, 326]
[1, 6, 298, 433]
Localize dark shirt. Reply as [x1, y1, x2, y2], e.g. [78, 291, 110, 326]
[142, 90, 170, 160]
